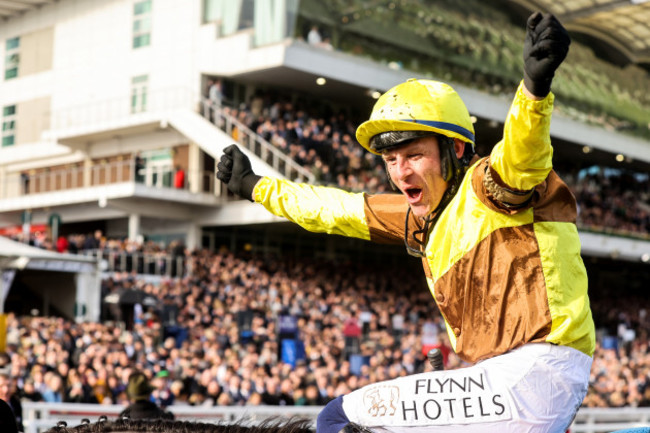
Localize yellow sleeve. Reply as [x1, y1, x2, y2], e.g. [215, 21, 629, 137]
[253, 177, 371, 240]
[490, 81, 555, 192]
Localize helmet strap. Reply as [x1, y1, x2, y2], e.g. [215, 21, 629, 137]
[439, 136, 461, 182]
[383, 161, 398, 191]
[404, 207, 435, 258]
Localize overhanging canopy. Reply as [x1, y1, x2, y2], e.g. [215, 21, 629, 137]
[0, 235, 96, 272]
[0, 236, 100, 322]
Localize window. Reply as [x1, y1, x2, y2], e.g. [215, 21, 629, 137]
[2, 105, 16, 147]
[4, 37, 20, 80]
[202, 0, 253, 36]
[131, 75, 148, 113]
[133, 0, 152, 48]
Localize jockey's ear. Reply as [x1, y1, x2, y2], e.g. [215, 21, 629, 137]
[453, 138, 465, 160]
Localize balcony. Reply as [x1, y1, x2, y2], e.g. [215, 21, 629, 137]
[0, 158, 220, 214]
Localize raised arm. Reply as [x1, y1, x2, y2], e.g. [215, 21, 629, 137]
[488, 13, 571, 202]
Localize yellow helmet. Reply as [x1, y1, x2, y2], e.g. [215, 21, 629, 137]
[356, 78, 475, 155]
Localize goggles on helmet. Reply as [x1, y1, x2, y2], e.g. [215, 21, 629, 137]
[369, 131, 439, 153]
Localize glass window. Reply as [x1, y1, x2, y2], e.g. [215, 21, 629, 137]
[2, 104, 16, 147]
[6, 37, 19, 50]
[133, 34, 151, 48]
[2, 135, 15, 147]
[239, 0, 254, 30]
[133, 0, 152, 49]
[4, 69, 17, 80]
[203, 0, 220, 23]
[133, 16, 151, 32]
[134, 0, 152, 15]
[131, 75, 148, 113]
[4, 37, 20, 80]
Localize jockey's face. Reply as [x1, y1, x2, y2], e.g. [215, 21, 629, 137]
[383, 136, 466, 219]
[383, 137, 444, 219]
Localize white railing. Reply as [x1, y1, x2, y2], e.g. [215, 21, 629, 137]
[200, 99, 315, 183]
[20, 402, 650, 433]
[4, 160, 216, 199]
[571, 407, 650, 433]
[51, 87, 198, 132]
[4, 160, 134, 199]
[22, 402, 321, 433]
[80, 249, 187, 278]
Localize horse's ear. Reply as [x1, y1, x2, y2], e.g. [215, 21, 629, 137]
[340, 423, 374, 433]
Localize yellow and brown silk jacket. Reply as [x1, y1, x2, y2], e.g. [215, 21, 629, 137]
[253, 83, 596, 363]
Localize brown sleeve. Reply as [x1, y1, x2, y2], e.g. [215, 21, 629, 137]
[363, 193, 422, 246]
[532, 170, 578, 223]
[472, 158, 576, 222]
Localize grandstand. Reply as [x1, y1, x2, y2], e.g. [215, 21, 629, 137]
[1, 0, 650, 431]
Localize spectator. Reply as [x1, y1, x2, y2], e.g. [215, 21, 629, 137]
[151, 370, 174, 408]
[41, 373, 64, 403]
[20, 171, 30, 195]
[307, 25, 322, 46]
[174, 166, 186, 189]
[342, 312, 361, 360]
[0, 399, 18, 433]
[56, 235, 69, 253]
[0, 373, 23, 432]
[82, 229, 102, 251]
[208, 79, 224, 107]
[20, 378, 43, 402]
[119, 371, 174, 420]
[134, 153, 145, 183]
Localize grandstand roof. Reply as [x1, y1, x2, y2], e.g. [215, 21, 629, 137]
[0, 0, 55, 19]
[507, 0, 650, 67]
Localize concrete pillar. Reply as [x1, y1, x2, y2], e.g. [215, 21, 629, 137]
[76, 269, 101, 323]
[128, 214, 141, 242]
[0, 167, 6, 199]
[83, 156, 92, 187]
[188, 142, 203, 193]
[186, 222, 202, 250]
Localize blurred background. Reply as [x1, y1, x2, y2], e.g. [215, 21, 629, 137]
[0, 0, 649, 432]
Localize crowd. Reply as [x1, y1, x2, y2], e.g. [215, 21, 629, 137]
[1, 248, 451, 412]
[586, 295, 650, 407]
[568, 167, 650, 238]
[207, 84, 391, 194]
[0, 245, 649, 416]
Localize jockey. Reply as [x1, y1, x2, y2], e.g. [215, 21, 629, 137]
[217, 12, 595, 433]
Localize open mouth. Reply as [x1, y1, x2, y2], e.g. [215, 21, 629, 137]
[405, 188, 422, 202]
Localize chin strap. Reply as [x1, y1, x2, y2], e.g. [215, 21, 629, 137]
[404, 206, 435, 258]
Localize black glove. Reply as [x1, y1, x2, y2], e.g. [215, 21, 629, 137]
[216, 145, 261, 201]
[523, 12, 571, 97]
